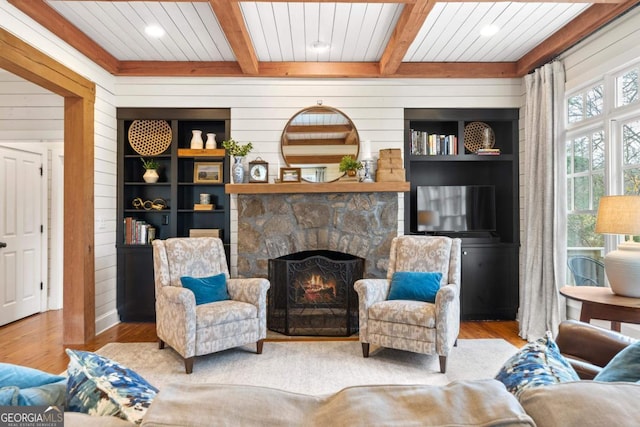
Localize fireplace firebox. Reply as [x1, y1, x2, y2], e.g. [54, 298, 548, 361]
[268, 250, 364, 336]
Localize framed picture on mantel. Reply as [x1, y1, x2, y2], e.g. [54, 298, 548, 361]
[280, 167, 301, 183]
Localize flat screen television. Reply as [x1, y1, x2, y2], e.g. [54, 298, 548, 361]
[416, 185, 497, 233]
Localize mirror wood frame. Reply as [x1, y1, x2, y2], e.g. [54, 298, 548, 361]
[281, 105, 360, 183]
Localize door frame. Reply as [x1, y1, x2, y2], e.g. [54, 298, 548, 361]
[1, 28, 96, 344]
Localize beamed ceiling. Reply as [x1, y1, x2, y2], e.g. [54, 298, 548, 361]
[8, 0, 640, 78]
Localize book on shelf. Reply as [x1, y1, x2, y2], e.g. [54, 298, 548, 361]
[476, 148, 501, 156]
[410, 129, 458, 156]
[124, 217, 156, 244]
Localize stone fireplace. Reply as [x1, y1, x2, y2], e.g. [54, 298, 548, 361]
[236, 192, 399, 279]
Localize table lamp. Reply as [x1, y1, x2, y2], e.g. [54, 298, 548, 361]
[595, 195, 640, 297]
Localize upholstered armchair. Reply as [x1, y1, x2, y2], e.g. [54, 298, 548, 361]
[354, 235, 462, 373]
[152, 237, 270, 374]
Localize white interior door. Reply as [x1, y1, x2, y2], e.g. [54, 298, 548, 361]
[0, 146, 43, 325]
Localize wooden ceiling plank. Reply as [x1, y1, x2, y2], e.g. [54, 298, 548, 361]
[379, 0, 436, 75]
[208, 0, 259, 75]
[8, 0, 119, 74]
[116, 60, 518, 78]
[516, 0, 640, 75]
[117, 61, 244, 76]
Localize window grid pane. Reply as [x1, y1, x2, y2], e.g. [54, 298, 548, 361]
[568, 94, 583, 123]
[622, 119, 640, 166]
[586, 85, 604, 118]
[617, 69, 639, 107]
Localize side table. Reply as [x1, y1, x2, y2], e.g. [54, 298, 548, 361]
[560, 286, 640, 332]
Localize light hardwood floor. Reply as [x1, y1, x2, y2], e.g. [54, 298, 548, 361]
[0, 310, 526, 374]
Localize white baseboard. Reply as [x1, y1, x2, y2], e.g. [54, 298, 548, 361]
[95, 309, 120, 336]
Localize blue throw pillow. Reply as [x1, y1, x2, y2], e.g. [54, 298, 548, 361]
[0, 363, 67, 406]
[65, 349, 158, 424]
[180, 273, 229, 305]
[387, 271, 442, 303]
[495, 332, 580, 397]
[594, 340, 640, 382]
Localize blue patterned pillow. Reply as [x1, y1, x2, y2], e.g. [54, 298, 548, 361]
[495, 332, 580, 397]
[387, 271, 442, 303]
[180, 273, 229, 305]
[65, 349, 158, 424]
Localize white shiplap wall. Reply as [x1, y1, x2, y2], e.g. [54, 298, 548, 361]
[116, 77, 523, 273]
[1, 0, 119, 334]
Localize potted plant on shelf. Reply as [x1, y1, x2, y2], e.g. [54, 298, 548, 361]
[339, 155, 363, 177]
[141, 157, 160, 183]
[222, 139, 254, 183]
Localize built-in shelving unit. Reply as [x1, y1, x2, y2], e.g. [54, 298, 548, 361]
[405, 108, 519, 320]
[117, 108, 231, 322]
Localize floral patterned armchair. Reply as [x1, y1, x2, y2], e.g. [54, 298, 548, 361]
[152, 237, 270, 374]
[354, 235, 462, 373]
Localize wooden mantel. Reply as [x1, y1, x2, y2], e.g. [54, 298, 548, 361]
[225, 181, 410, 194]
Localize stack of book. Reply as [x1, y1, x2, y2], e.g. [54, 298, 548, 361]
[124, 217, 156, 244]
[476, 148, 501, 156]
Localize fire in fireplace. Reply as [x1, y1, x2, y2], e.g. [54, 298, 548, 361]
[268, 250, 364, 336]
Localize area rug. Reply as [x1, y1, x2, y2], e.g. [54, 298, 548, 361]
[95, 339, 518, 395]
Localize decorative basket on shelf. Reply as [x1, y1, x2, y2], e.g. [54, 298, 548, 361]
[463, 122, 495, 153]
[128, 119, 172, 156]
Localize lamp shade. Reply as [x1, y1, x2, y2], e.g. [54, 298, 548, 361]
[595, 195, 640, 297]
[595, 195, 640, 235]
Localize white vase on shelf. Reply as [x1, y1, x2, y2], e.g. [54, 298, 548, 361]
[205, 133, 217, 149]
[190, 130, 203, 149]
[143, 169, 159, 183]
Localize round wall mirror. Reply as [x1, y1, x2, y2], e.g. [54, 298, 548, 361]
[281, 106, 360, 182]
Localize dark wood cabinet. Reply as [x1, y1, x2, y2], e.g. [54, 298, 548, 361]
[461, 244, 518, 320]
[117, 108, 231, 322]
[404, 108, 519, 320]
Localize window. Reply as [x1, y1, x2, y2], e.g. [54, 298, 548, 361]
[567, 84, 604, 123]
[566, 131, 605, 255]
[565, 62, 640, 285]
[616, 68, 639, 107]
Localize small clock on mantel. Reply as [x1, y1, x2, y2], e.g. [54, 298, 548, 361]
[248, 157, 269, 183]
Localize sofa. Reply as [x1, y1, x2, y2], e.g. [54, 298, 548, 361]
[50, 322, 640, 425]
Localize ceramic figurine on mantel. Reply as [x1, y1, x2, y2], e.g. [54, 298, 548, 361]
[205, 133, 216, 149]
[222, 138, 254, 183]
[190, 130, 203, 149]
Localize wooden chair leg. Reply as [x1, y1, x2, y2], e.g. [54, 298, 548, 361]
[256, 339, 264, 354]
[439, 355, 447, 373]
[158, 339, 165, 349]
[361, 343, 370, 358]
[184, 357, 194, 374]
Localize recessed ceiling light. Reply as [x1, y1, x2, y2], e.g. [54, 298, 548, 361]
[310, 41, 330, 52]
[145, 25, 165, 38]
[480, 25, 500, 37]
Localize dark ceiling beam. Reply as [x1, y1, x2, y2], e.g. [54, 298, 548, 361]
[8, 0, 119, 74]
[379, 0, 436, 75]
[516, 0, 640, 75]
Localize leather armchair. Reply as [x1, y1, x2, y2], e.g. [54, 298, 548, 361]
[152, 237, 270, 374]
[556, 319, 637, 379]
[354, 235, 462, 373]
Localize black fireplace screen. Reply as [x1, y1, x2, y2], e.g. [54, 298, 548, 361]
[268, 250, 364, 336]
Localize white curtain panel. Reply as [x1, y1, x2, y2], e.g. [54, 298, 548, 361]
[519, 61, 567, 341]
